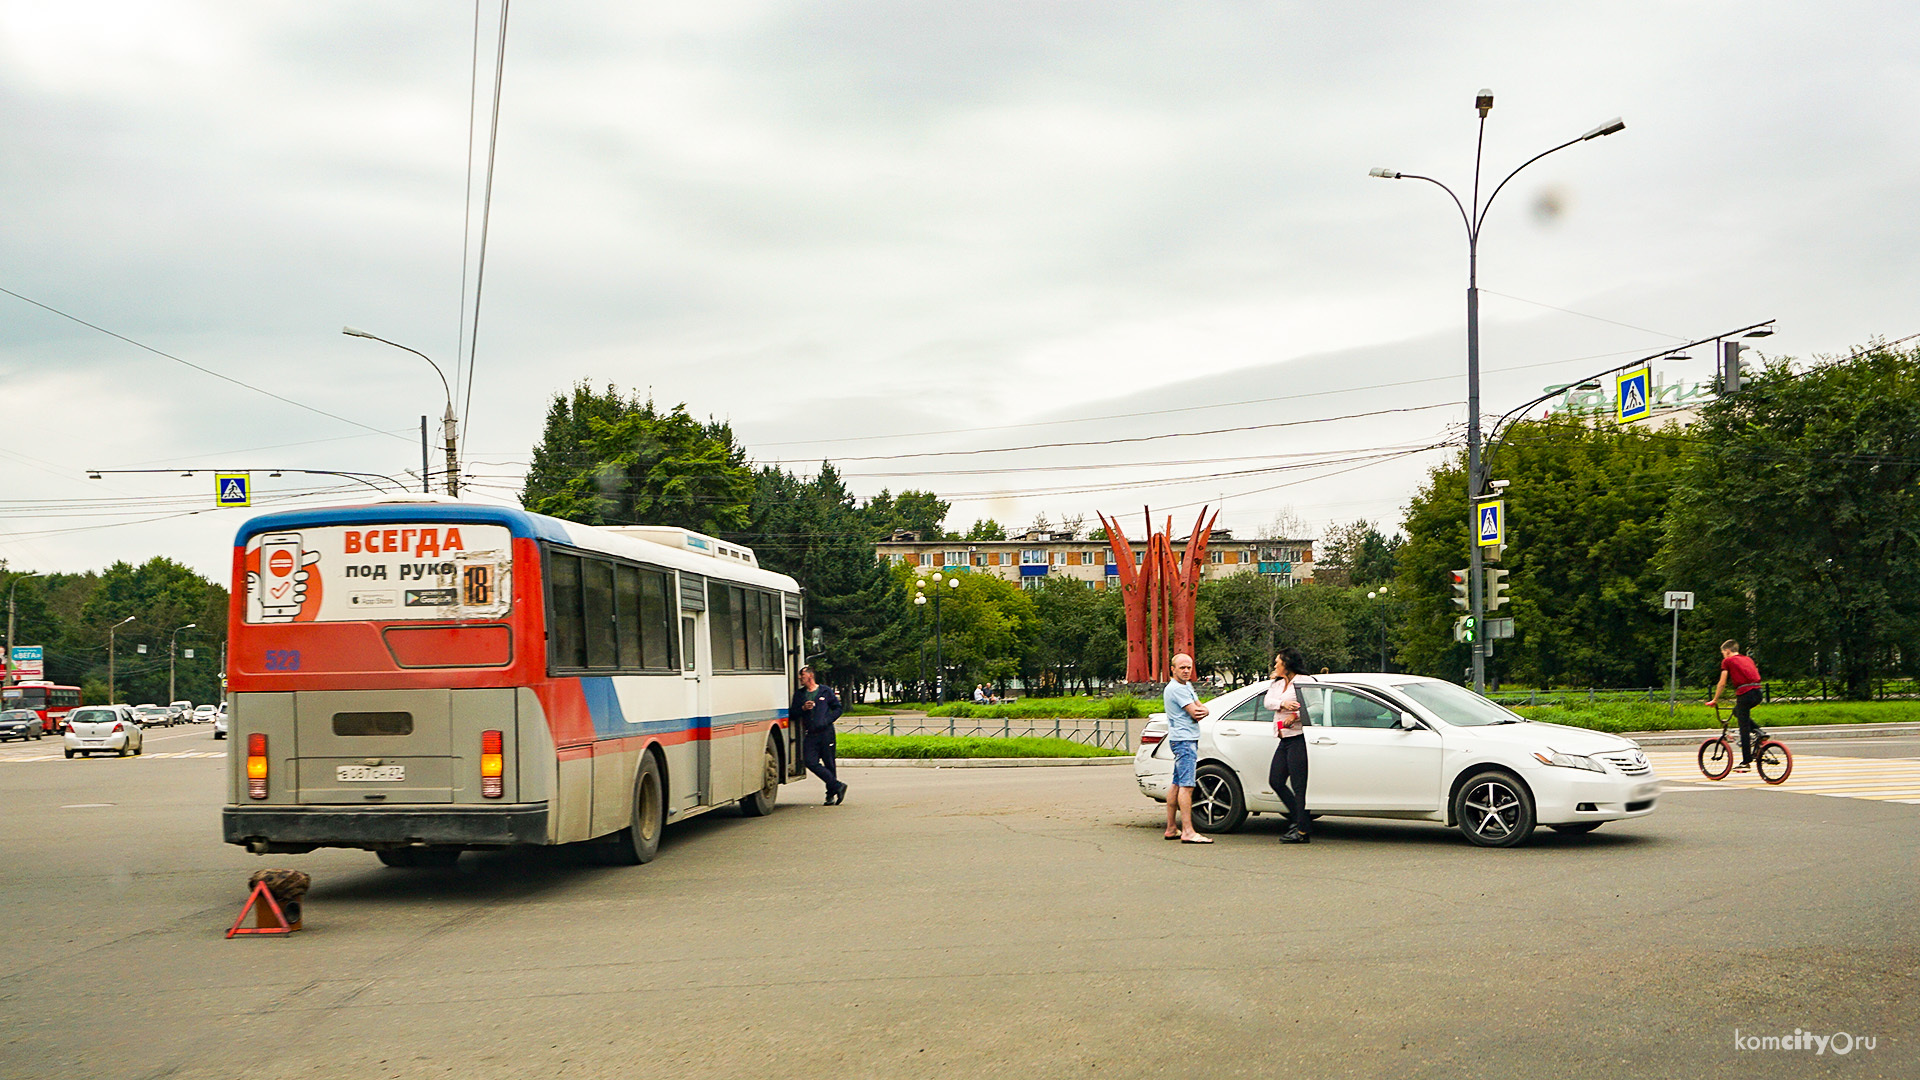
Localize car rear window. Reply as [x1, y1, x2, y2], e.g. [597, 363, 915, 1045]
[70, 709, 117, 723]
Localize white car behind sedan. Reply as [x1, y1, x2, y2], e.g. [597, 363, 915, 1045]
[1136, 674, 1659, 847]
[64, 705, 145, 758]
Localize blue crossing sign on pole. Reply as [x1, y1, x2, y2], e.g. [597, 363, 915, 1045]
[216, 472, 251, 508]
[1477, 499, 1504, 547]
[1616, 365, 1652, 423]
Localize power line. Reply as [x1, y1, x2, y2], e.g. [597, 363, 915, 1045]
[462, 0, 512, 464]
[454, 0, 484, 415]
[0, 285, 407, 443]
[763, 403, 1461, 464]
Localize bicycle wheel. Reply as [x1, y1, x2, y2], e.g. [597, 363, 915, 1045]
[1755, 740, 1793, 785]
[1697, 737, 1734, 780]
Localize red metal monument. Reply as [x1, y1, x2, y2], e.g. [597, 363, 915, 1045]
[1097, 506, 1219, 683]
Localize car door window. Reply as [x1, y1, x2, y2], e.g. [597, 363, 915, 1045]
[1219, 693, 1265, 725]
[1324, 689, 1401, 729]
[1298, 685, 1329, 726]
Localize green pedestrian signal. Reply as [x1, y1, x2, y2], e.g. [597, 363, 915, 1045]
[1452, 615, 1480, 643]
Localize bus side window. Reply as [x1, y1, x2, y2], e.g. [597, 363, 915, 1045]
[582, 559, 617, 669]
[549, 552, 586, 669]
[640, 569, 672, 670]
[614, 565, 642, 669]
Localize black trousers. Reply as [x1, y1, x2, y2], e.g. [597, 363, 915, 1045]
[803, 728, 840, 793]
[1732, 688, 1764, 762]
[1268, 736, 1310, 833]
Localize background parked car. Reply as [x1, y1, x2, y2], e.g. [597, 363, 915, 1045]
[64, 705, 144, 758]
[133, 704, 172, 729]
[0, 708, 45, 742]
[193, 704, 219, 724]
[212, 704, 228, 740]
[169, 700, 194, 723]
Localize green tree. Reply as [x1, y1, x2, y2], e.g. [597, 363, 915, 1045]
[1024, 576, 1124, 694]
[1196, 575, 1350, 682]
[1318, 520, 1402, 587]
[963, 519, 1008, 542]
[76, 558, 228, 704]
[521, 384, 754, 536]
[1662, 344, 1920, 698]
[899, 571, 1035, 696]
[1398, 415, 1687, 686]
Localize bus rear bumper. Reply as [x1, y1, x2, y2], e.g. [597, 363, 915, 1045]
[223, 803, 549, 853]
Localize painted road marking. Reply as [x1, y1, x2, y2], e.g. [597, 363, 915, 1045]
[1647, 749, 1920, 803]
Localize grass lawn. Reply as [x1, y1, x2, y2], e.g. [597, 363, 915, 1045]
[1512, 698, 1920, 733]
[836, 734, 1129, 759]
[923, 695, 1147, 720]
[839, 703, 898, 716]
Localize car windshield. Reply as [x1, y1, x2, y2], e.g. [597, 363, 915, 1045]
[1, 710, 34, 721]
[1393, 681, 1526, 727]
[70, 709, 116, 724]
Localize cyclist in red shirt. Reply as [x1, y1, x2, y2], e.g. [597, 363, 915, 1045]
[1707, 640, 1766, 769]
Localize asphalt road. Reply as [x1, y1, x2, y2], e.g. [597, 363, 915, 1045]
[1, 730, 1914, 1080]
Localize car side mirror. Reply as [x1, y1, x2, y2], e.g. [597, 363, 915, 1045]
[1398, 713, 1420, 731]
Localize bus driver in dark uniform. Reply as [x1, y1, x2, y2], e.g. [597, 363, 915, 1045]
[791, 665, 847, 805]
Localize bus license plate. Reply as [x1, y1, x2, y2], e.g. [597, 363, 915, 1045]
[337, 765, 405, 782]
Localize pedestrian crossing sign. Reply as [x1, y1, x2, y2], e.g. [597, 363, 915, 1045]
[1477, 499, 1504, 547]
[216, 472, 251, 508]
[1616, 365, 1651, 423]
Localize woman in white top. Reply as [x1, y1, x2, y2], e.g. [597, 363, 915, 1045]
[1263, 647, 1313, 843]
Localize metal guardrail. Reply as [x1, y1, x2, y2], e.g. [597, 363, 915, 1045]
[835, 715, 1134, 751]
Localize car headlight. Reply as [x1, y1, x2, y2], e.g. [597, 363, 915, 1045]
[1532, 749, 1604, 773]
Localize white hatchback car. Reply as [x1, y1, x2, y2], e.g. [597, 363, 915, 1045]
[1136, 674, 1660, 847]
[64, 705, 145, 758]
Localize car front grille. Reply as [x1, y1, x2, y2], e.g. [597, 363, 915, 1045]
[1597, 750, 1652, 776]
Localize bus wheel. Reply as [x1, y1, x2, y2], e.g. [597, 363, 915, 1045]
[740, 736, 781, 817]
[598, 755, 665, 866]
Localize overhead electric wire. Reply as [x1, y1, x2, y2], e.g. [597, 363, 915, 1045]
[461, 0, 512, 463]
[1478, 289, 1686, 341]
[933, 443, 1454, 501]
[0, 285, 407, 443]
[762, 402, 1461, 464]
[454, 0, 483, 414]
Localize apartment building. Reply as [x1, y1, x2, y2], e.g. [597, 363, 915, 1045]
[874, 529, 1314, 589]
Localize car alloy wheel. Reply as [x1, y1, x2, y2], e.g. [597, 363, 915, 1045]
[1191, 763, 1247, 834]
[1454, 770, 1535, 848]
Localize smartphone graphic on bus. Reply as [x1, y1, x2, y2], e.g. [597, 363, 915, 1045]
[256, 532, 306, 621]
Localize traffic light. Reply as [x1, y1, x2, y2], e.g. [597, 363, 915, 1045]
[1450, 568, 1470, 611]
[1453, 615, 1479, 643]
[1485, 568, 1510, 611]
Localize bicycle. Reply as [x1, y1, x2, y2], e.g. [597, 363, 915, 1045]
[1697, 700, 1792, 784]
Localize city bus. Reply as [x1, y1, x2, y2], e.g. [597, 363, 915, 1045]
[0, 681, 83, 734]
[221, 496, 807, 868]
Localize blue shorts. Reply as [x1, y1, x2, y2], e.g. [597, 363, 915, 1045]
[1170, 740, 1198, 787]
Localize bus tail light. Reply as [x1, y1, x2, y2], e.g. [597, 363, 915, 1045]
[480, 729, 504, 798]
[247, 733, 268, 799]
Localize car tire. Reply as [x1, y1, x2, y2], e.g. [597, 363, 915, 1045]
[1550, 823, 1601, 835]
[738, 736, 781, 817]
[1454, 770, 1535, 848]
[592, 754, 665, 866]
[214, 732, 224, 740]
[133, 743, 143, 756]
[1192, 763, 1248, 834]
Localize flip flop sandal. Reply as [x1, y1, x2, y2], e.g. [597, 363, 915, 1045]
[1181, 836, 1214, 844]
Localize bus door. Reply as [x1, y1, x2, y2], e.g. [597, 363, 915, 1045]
[784, 603, 805, 780]
[681, 572, 713, 805]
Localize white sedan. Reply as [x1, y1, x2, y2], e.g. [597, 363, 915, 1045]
[1135, 674, 1659, 847]
[63, 705, 145, 758]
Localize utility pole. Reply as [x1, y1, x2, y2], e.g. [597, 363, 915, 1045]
[443, 404, 460, 497]
[108, 616, 135, 704]
[170, 623, 197, 703]
[4, 575, 16, 686]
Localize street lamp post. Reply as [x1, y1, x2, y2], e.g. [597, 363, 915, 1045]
[343, 327, 459, 496]
[107, 616, 135, 704]
[1371, 90, 1624, 693]
[913, 573, 961, 703]
[1366, 586, 1391, 672]
[169, 623, 197, 703]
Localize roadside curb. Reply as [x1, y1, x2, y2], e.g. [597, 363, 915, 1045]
[837, 756, 1133, 769]
[1627, 722, 1920, 747]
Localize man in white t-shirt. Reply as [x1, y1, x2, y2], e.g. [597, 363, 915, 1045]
[1161, 653, 1211, 843]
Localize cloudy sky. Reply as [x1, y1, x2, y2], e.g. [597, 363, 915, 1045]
[4, 1, 1918, 582]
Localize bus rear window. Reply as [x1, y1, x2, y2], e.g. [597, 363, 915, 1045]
[241, 523, 512, 623]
